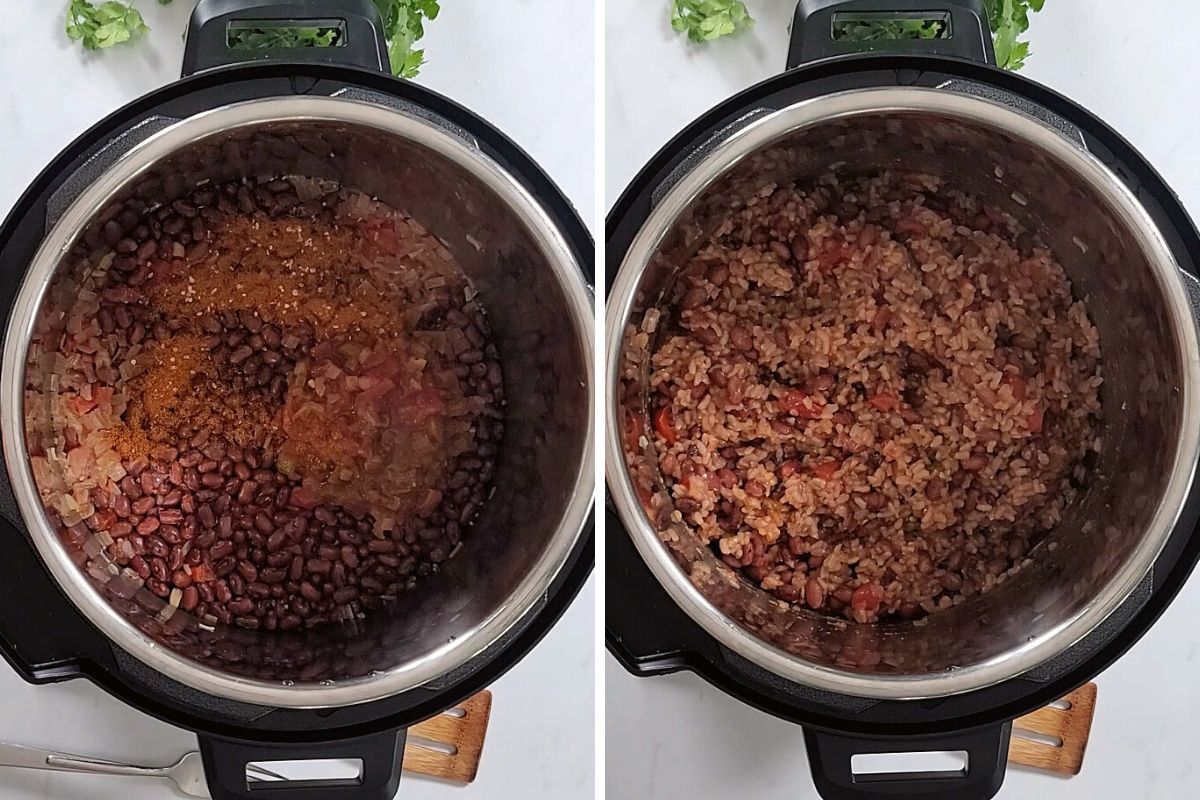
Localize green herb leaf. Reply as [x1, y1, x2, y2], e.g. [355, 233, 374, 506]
[374, 0, 441, 77]
[670, 0, 754, 44]
[983, 0, 1045, 69]
[66, 0, 149, 50]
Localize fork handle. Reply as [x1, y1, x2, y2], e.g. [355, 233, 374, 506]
[0, 742, 167, 779]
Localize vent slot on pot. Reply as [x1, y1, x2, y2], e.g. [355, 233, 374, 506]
[851, 750, 969, 779]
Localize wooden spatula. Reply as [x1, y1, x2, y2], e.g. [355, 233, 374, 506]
[403, 690, 493, 783]
[1007, 682, 1097, 776]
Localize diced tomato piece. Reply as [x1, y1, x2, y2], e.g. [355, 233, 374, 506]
[814, 237, 854, 269]
[67, 395, 97, 415]
[190, 564, 216, 583]
[289, 485, 321, 509]
[895, 216, 926, 236]
[1001, 373, 1027, 402]
[851, 582, 885, 613]
[872, 306, 892, 329]
[1025, 406, 1044, 433]
[811, 459, 842, 480]
[868, 393, 899, 412]
[653, 406, 678, 444]
[780, 389, 824, 419]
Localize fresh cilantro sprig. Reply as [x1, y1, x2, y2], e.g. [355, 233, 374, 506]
[984, 0, 1045, 70]
[374, 0, 441, 78]
[66, 0, 149, 50]
[65, 0, 440, 78]
[671, 0, 753, 44]
[669, 0, 1046, 71]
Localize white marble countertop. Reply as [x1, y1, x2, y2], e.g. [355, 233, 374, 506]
[0, 2, 594, 799]
[606, 2, 1200, 798]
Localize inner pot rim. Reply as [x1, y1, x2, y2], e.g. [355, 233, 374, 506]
[604, 85, 1200, 700]
[2, 95, 595, 709]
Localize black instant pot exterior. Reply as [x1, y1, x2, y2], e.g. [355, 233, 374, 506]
[606, 2, 1200, 798]
[0, 1, 593, 798]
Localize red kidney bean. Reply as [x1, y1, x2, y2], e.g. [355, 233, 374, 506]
[149, 558, 168, 582]
[260, 567, 286, 584]
[229, 597, 255, 616]
[236, 561, 258, 582]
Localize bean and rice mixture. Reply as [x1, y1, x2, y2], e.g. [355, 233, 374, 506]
[28, 177, 502, 632]
[638, 172, 1102, 624]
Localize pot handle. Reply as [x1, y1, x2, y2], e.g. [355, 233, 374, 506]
[181, 0, 390, 78]
[787, 0, 996, 69]
[804, 723, 1010, 800]
[198, 729, 406, 800]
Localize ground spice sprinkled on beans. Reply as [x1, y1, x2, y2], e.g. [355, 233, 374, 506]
[637, 172, 1102, 624]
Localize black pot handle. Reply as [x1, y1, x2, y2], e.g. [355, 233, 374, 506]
[181, 0, 390, 78]
[804, 723, 1010, 800]
[198, 729, 406, 800]
[787, 0, 996, 69]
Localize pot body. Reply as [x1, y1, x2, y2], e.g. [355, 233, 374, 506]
[606, 2, 1200, 799]
[0, 1, 593, 798]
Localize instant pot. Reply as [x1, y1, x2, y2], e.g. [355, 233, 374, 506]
[606, 1, 1200, 798]
[0, 1, 593, 798]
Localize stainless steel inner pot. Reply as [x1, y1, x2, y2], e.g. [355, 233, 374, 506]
[606, 87, 1200, 699]
[2, 95, 594, 708]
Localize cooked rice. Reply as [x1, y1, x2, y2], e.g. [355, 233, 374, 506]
[642, 172, 1102, 623]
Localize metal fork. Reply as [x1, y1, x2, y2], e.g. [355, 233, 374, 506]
[0, 743, 285, 798]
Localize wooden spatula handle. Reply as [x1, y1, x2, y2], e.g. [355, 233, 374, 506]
[1007, 682, 1097, 776]
[401, 690, 493, 784]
